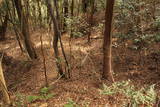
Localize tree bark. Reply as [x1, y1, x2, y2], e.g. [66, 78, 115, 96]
[82, 0, 88, 13]
[102, 0, 115, 82]
[46, 0, 64, 77]
[71, 0, 74, 16]
[88, 0, 95, 43]
[63, 0, 68, 32]
[0, 12, 8, 41]
[13, 0, 37, 59]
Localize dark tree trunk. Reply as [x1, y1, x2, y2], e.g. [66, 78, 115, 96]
[0, 13, 8, 41]
[82, 0, 88, 13]
[63, 0, 68, 32]
[71, 0, 74, 16]
[46, 0, 64, 77]
[70, 0, 74, 37]
[88, 0, 95, 43]
[53, 0, 61, 30]
[103, 0, 115, 82]
[13, 0, 37, 59]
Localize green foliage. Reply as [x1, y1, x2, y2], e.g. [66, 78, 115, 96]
[26, 95, 40, 103]
[114, 0, 158, 35]
[114, 33, 132, 40]
[14, 87, 54, 105]
[14, 93, 27, 107]
[96, 0, 106, 10]
[40, 87, 49, 95]
[64, 99, 79, 107]
[100, 80, 157, 106]
[39, 87, 55, 100]
[65, 16, 89, 38]
[153, 33, 160, 42]
[152, 17, 160, 29]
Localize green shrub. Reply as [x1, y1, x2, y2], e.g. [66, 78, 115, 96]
[64, 99, 79, 107]
[100, 80, 157, 106]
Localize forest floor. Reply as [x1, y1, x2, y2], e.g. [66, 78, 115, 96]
[0, 29, 160, 107]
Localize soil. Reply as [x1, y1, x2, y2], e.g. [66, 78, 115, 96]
[0, 29, 160, 107]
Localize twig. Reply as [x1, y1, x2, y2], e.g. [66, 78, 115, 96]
[50, 74, 64, 86]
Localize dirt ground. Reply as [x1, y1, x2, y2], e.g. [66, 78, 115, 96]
[0, 29, 160, 107]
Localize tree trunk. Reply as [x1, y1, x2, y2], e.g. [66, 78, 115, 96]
[13, 0, 37, 59]
[0, 13, 8, 41]
[5, 0, 24, 53]
[82, 0, 88, 13]
[88, 0, 95, 43]
[102, 0, 115, 82]
[70, 0, 74, 37]
[63, 0, 68, 32]
[53, 0, 62, 30]
[46, 0, 64, 77]
[71, 0, 74, 16]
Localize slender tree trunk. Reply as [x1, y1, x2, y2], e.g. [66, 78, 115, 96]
[53, 0, 62, 30]
[0, 13, 8, 41]
[40, 35, 48, 87]
[63, 0, 68, 32]
[5, 0, 24, 53]
[88, 0, 95, 43]
[71, 0, 74, 17]
[46, 0, 64, 77]
[151, 0, 156, 20]
[82, 0, 88, 13]
[70, 0, 74, 37]
[13, 0, 37, 59]
[54, 0, 70, 78]
[102, 0, 115, 82]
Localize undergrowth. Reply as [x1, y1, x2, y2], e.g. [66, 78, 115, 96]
[13, 87, 54, 107]
[100, 80, 158, 107]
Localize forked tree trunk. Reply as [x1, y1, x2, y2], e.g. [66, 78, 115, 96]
[13, 0, 37, 59]
[103, 0, 115, 82]
[46, 0, 64, 77]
